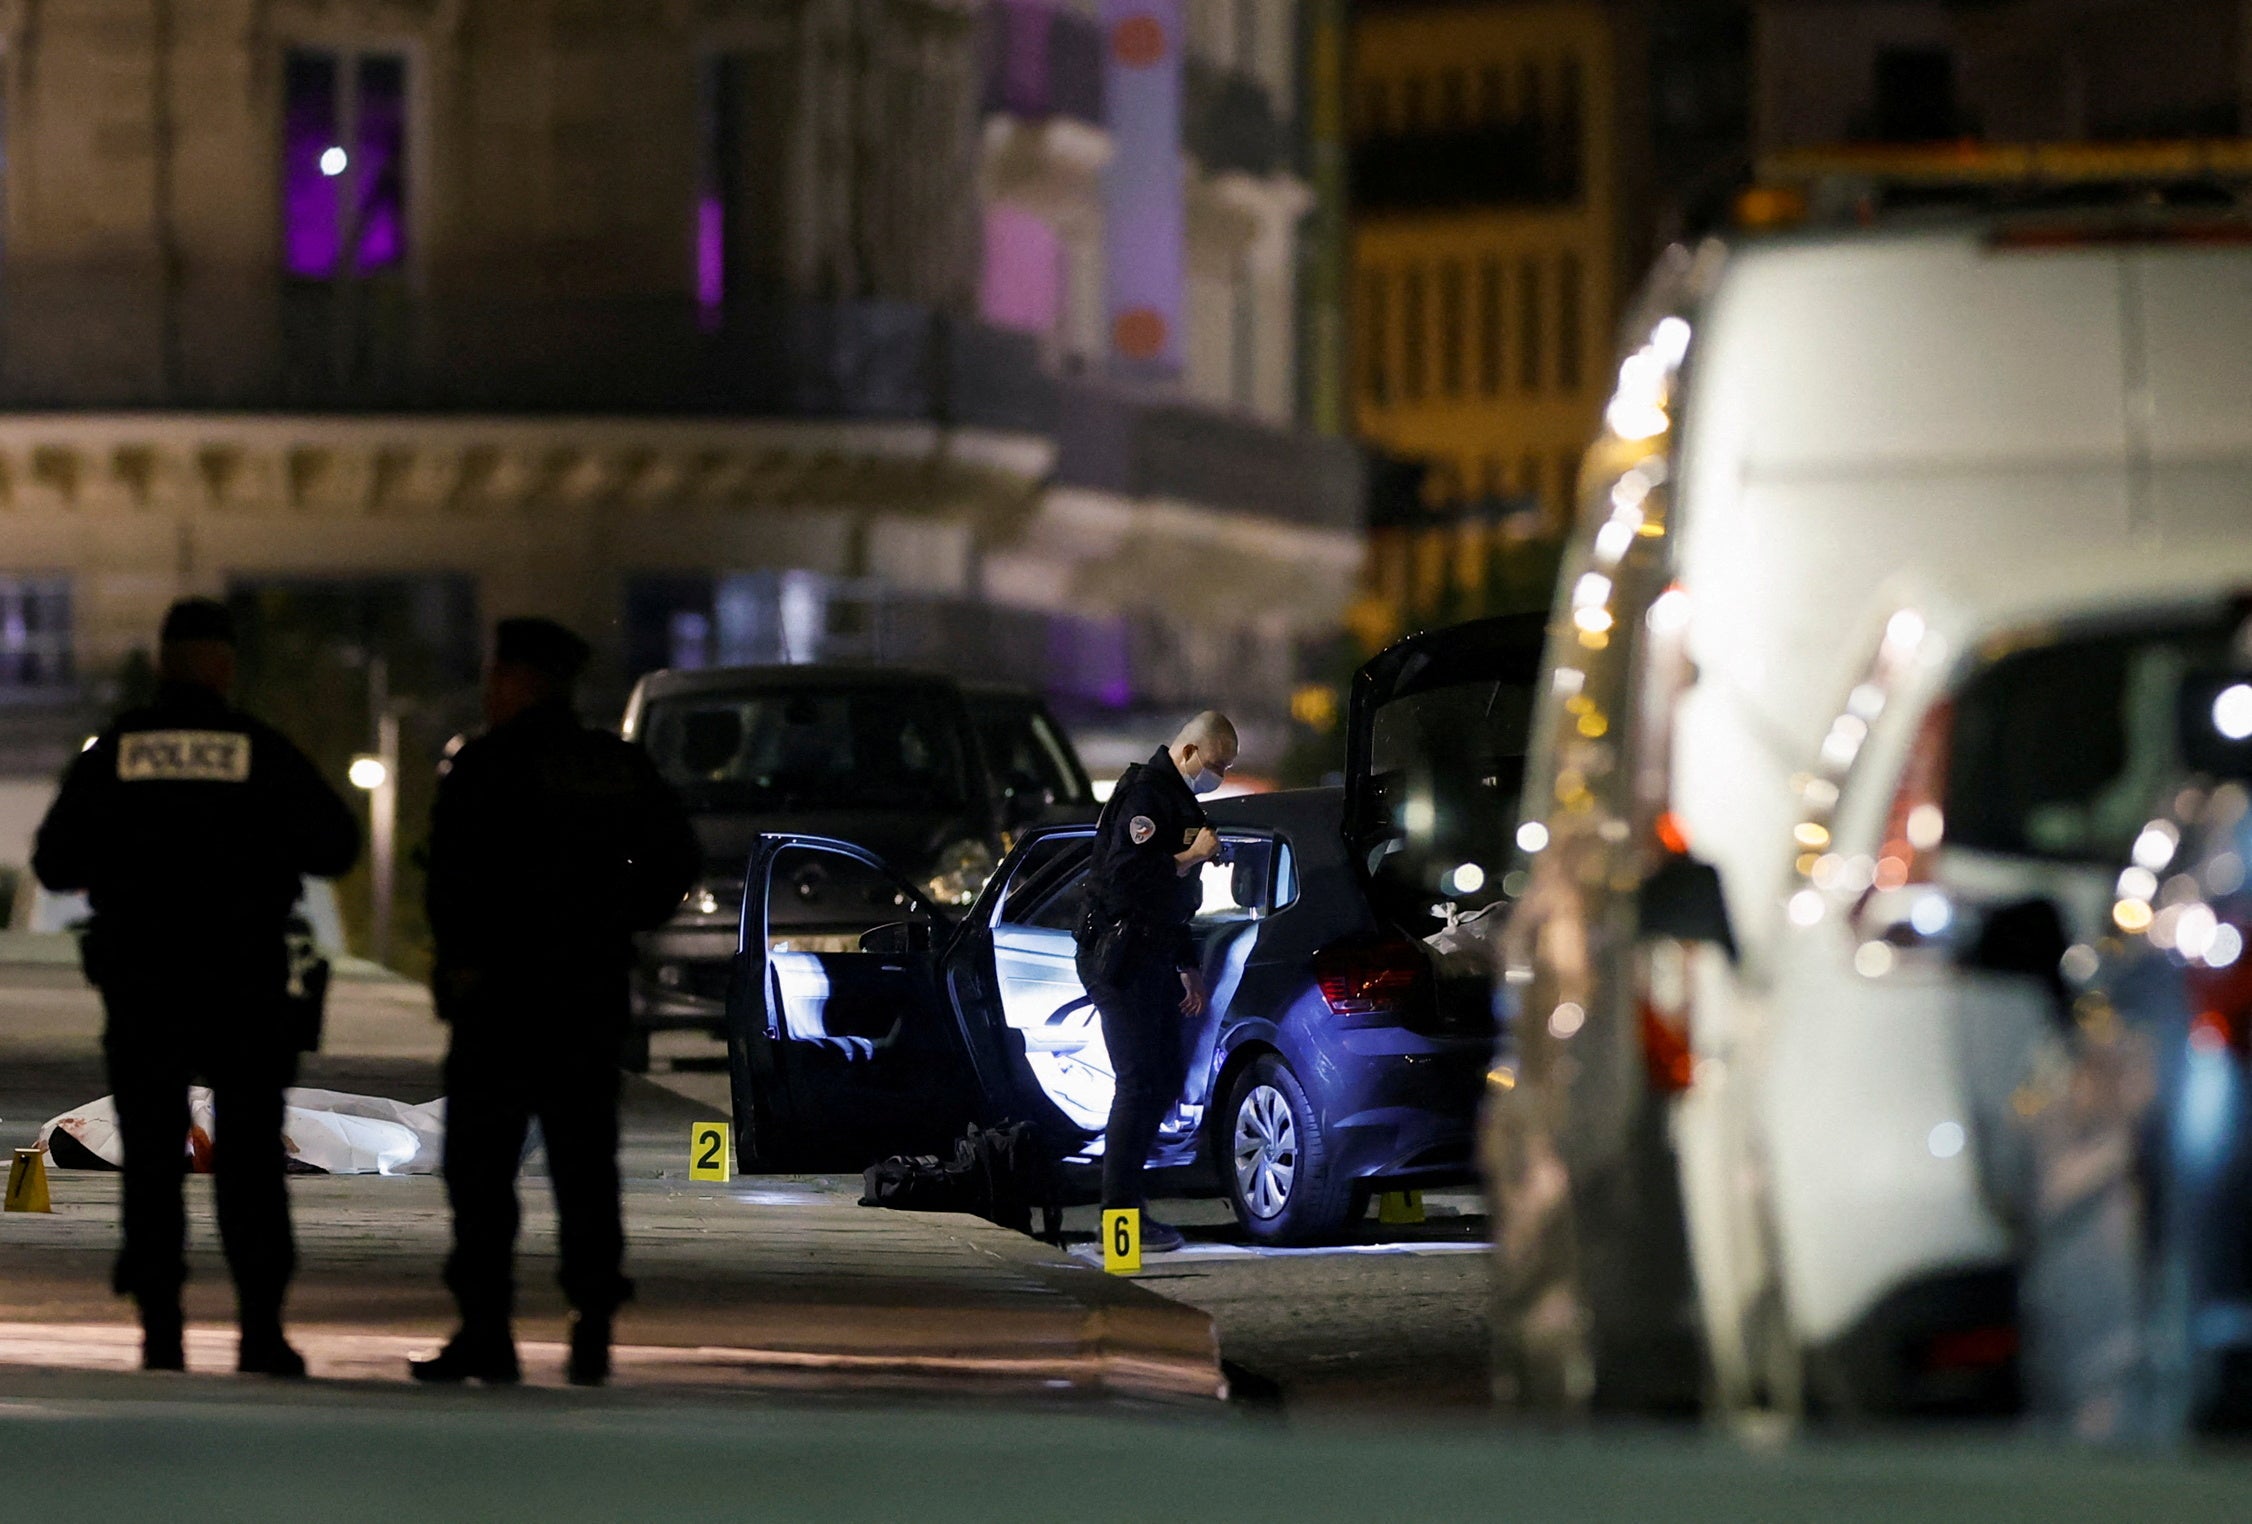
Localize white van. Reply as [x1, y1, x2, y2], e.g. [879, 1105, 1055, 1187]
[1484, 209, 2252, 1416]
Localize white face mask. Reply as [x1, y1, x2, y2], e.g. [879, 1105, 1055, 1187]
[1189, 761, 1224, 796]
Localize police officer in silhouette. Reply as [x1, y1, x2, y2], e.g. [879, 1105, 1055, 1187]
[1076, 711, 1236, 1253]
[33, 598, 360, 1375]
[412, 618, 699, 1387]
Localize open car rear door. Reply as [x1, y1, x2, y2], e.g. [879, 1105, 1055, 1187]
[725, 834, 983, 1172]
[1345, 611, 1548, 915]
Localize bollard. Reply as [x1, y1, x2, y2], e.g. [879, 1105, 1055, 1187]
[4, 1148, 52, 1213]
[1376, 1189, 1425, 1226]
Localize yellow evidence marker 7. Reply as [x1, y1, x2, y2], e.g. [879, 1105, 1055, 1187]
[690, 1122, 732, 1183]
[1102, 1207, 1140, 1274]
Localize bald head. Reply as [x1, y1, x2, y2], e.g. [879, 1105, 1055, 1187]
[1169, 711, 1239, 793]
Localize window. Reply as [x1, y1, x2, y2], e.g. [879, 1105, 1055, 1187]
[1402, 266, 1427, 402]
[1402, 74, 1428, 133]
[1438, 261, 1466, 398]
[638, 685, 972, 812]
[1362, 270, 1390, 405]
[1556, 449, 1581, 521]
[981, 205, 1064, 337]
[1476, 256, 1503, 396]
[0, 577, 71, 694]
[1557, 253, 1583, 390]
[1873, 47, 1957, 143]
[1194, 837, 1283, 924]
[697, 51, 792, 328]
[1478, 64, 1505, 124]
[1556, 54, 1584, 191]
[1517, 257, 1542, 392]
[1440, 69, 1468, 128]
[282, 49, 407, 278]
[1517, 59, 1544, 130]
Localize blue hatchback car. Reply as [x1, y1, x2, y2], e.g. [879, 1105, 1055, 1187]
[721, 615, 1544, 1242]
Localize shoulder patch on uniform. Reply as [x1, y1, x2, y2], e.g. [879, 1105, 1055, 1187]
[117, 730, 251, 783]
[1128, 814, 1156, 845]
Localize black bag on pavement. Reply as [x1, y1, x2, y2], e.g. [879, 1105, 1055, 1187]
[860, 1121, 1059, 1236]
[284, 918, 331, 1054]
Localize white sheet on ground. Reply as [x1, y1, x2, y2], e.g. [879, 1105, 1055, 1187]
[36, 1087, 447, 1176]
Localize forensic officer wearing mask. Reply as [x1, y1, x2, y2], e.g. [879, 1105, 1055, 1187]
[1075, 711, 1238, 1253]
[33, 598, 360, 1376]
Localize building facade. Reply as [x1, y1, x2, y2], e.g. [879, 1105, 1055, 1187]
[1345, 0, 1644, 643]
[0, 0, 1354, 947]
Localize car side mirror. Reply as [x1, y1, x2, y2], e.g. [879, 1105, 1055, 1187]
[1638, 855, 1738, 961]
[859, 919, 931, 955]
[1958, 897, 2071, 1023]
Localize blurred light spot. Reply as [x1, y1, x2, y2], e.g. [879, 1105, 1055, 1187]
[1872, 856, 1909, 891]
[1927, 1121, 1966, 1159]
[1573, 606, 1614, 636]
[2132, 822, 2180, 872]
[1547, 1002, 1585, 1039]
[2207, 923, 2243, 968]
[2177, 903, 2219, 962]
[1905, 803, 1945, 852]
[1446, 862, 1486, 896]
[1516, 821, 1549, 854]
[2206, 851, 2246, 897]
[1648, 586, 1691, 636]
[2114, 898, 2154, 934]
[1091, 778, 1117, 803]
[1884, 608, 1925, 653]
[2117, 866, 2159, 902]
[1788, 889, 1824, 928]
[1593, 519, 1635, 565]
[319, 146, 348, 177]
[1488, 1065, 1517, 1090]
[1551, 667, 1585, 697]
[1794, 821, 1830, 849]
[1650, 316, 1692, 366]
[1576, 709, 1608, 737]
[2215, 683, 2252, 741]
[1403, 796, 1436, 836]
[347, 756, 389, 791]
[1811, 854, 1844, 890]
[1910, 894, 1952, 938]
[79, 735, 97, 752]
[1854, 941, 1895, 978]
[1801, 777, 1840, 810]
[2059, 943, 2101, 983]
[1846, 683, 1886, 721]
[1502, 869, 1530, 897]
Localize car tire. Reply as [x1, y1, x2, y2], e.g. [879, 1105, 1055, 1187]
[1223, 1055, 1358, 1246]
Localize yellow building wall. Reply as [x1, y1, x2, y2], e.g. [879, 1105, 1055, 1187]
[1348, 1, 1621, 624]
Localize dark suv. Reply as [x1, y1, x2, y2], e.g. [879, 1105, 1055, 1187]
[619, 666, 1087, 1070]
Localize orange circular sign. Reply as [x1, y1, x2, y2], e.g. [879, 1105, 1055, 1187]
[1112, 14, 1167, 68]
[1113, 307, 1168, 360]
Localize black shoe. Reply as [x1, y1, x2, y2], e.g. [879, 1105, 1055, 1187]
[140, 1310, 185, 1373]
[409, 1332, 521, 1385]
[1139, 1217, 1187, 1253]
[236, 1328, 308, 1379]
[566, 1312, 611, 1387]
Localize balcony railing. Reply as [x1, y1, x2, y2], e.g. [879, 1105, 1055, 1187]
[0, 277, 1362, 532]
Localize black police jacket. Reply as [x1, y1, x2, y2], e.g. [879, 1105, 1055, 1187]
[1079, 745, 1209, 973]
[32, 681, 361, 956]
[425, 700, 700, 979]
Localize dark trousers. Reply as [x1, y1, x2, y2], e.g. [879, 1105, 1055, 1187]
[101, 963, 296, 1323]
[439, 969, 632, 1332]
[1085, 958, 1188, 1211]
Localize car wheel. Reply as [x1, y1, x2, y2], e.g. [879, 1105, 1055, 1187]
[1224, 1056, 1358, 1245]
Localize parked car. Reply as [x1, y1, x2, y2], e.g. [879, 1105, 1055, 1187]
[1481, 207, 2252, 1417]
[721, 615, 1546, 1242]
[1991, 671, 2252, 1442]
[620, 666, 1085, 1071]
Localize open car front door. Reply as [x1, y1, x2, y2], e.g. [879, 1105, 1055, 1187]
[724, 834, 983, 1172]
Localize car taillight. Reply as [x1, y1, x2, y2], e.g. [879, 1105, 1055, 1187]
[1875, 699, 1955, 892]
[2183, 945, 2252, 1055]
[1638, 938, 1694, 1093]
[1314, 934, 1427, 1019]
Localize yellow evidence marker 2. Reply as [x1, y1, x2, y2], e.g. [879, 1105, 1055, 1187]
[1102, 1207, 1141, 1274]
[690, 1122, 732, 1183]
[5, 1148, 53, 1213]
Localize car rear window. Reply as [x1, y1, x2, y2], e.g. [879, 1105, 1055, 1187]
[970, 697, 1089, 806]
[1947, 619, 2235, 863]
[640, 686, 970, 811]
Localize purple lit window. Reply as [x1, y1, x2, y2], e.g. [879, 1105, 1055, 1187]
[282, 48, 408, 278]
[979, 205, 1062, 335]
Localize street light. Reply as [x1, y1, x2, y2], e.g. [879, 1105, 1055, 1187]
[348, 755, 389, 791]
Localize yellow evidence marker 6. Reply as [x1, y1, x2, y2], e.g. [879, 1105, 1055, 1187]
[1376, 1189, 1426, 1226]
[690, 1122, 732, 1183]
[1102, 1207, 1141, 1274]
[5, 1148, 53, 1213]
